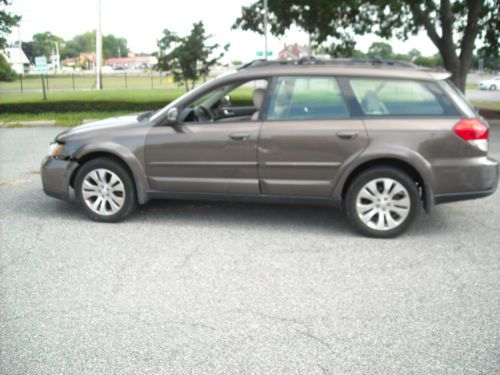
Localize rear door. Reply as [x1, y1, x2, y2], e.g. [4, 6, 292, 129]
[258, 76, 368, 197]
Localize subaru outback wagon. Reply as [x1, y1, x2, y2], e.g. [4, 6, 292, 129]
[41, 59, 498, 237]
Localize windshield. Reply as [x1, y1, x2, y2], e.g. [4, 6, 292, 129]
[150, 79, 216, 122]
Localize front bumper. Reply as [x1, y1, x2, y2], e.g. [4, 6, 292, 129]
[40, 156, 79, 201]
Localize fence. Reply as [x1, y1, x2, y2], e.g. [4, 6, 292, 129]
[1, 72, 176, 93]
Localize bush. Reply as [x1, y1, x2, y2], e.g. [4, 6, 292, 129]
[0, 54, 18, 82]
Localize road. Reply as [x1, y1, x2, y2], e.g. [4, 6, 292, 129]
[1, 126, 500, 375]
[466, 89, 500, 103]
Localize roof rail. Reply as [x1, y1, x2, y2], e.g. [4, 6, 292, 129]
[238, 57, 417, 70]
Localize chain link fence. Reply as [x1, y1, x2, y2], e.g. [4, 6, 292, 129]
[1, 72, 176, 93]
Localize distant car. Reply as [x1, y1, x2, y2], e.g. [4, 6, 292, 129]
[479, 76, 500, 90]
[41, 59, 499, 238]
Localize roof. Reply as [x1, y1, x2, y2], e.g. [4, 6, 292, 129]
[234, 58, 451, 81]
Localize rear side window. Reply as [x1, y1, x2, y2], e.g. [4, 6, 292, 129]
[267, 76, 350, 120]
[349, 78, 459, 116]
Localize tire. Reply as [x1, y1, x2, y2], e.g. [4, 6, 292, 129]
[344, 167, 421, 238]
[74, 157, 137, 222]
[490, 85, 497, 91]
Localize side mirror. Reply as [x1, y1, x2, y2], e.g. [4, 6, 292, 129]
[166, 107, 179, 125]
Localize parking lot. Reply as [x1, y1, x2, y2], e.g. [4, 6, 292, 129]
[1, 126, 499, 374]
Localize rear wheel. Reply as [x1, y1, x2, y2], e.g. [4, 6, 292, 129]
[74, 158, 136, 222]
[345, 167, 420, 238]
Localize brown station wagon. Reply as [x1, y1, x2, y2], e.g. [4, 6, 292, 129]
[41, 59, 499, 237]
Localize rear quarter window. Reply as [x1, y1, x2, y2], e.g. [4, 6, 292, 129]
[349, 78, 459, 117]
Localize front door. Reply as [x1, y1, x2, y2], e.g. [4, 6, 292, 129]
[145, 79, 268, 195]
[258, 76, 368, 197]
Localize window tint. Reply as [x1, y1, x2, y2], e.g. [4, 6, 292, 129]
[350, 79, 456, 116]
[267, 76, 350, 120]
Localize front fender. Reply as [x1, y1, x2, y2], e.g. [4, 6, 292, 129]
[73, 142, 150, 204]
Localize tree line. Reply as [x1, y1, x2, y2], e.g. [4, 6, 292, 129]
[20, 31, 129, 65]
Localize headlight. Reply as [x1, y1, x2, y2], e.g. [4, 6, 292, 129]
[47, 142, 63, 157]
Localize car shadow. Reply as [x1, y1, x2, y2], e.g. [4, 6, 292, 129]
[16, 186, 454, 239]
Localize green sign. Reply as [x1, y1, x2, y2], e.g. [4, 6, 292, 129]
[35, 56, 48, 74]
[256, 51, 273, 57]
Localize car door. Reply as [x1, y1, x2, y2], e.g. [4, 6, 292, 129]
[258, 76, 368, 197]
[145, 81, 266, 195]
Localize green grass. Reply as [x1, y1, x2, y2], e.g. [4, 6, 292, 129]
[0, 88, 254, 126]
[471, 101, 500, 111]
[0, 89, 185, 104]
[0, 74, 174, 91]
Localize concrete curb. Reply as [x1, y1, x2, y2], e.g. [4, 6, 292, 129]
[0, 120, 56, 127]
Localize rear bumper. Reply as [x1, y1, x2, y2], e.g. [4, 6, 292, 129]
[434, 157, 498, 204]
[40, 156, 78, 201]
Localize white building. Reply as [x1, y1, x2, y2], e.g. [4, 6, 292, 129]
[1, 47, 30, 74]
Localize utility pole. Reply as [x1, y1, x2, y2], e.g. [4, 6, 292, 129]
[17, 27, 23, 74]
[96, 0, 103, 90]
[263, 0, 268, 60]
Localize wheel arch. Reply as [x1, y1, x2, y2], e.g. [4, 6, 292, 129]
[70, 146, 150, 204]
[335, 155, 434, 212]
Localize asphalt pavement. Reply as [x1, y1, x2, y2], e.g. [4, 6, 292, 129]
[1, 126, 500, 374]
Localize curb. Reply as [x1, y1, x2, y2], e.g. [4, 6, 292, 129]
[0, 120, 56, 127]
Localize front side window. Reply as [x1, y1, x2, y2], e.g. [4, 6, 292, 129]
[267, 76, 350, 120]
[350, 78, 457, 116]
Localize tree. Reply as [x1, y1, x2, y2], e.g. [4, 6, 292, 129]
[32, 31, 64, 59]
[367, 42, 393, 59]
[62, 31, 129, 60]
[0, 0, 20, 49]
[408, 48, 421, 60]
[156, 21, 228, 91]
[0, 53, 16, 81]
[102, 34, 128, 59]
[234, 0, 499, 92]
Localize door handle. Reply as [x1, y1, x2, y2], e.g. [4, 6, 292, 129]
[229, 133, 250, 141]
[336, 131, 358, 140]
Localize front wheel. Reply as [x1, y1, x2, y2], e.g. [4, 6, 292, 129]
[345, 167, 421, 238]
[490, 85, 497, 91]
[74, 158, 137, 222]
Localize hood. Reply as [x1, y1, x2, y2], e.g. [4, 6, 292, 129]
[56, 113, 144, 143]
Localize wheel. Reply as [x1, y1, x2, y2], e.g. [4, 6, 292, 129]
[74, 157, 137, 222]
[490, 85, 497, 91]
[344, 167, 421, 238]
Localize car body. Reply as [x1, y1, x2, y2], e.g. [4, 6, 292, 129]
[41, 60, 499, 237]
[479, 76, 500, 90]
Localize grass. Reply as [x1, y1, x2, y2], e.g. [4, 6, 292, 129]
[1, 84, 497, 127]
[0, 88, 254, 126]
[0, 89, 186, 104]
[0, 74, 175, 91]
[471, 101, 500, 111]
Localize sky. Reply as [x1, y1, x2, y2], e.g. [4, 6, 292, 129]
[7, 0, 439, 61]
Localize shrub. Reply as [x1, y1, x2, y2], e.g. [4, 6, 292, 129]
[0, 54, 18, 82]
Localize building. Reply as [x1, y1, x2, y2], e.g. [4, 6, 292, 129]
[104, 55, 158, 70]
[61, 53, 96, 70]
[278, 43, 310, 60]
[1, 47, 30, 74]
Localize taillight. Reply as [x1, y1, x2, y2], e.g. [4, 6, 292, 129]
[453, 118, 489, 152]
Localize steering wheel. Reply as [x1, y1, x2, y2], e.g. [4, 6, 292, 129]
[195, 105, 214, 122]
